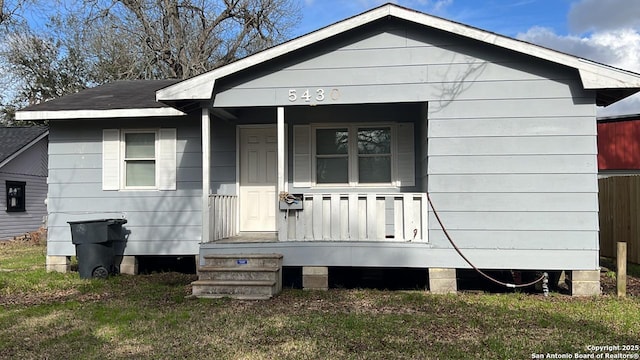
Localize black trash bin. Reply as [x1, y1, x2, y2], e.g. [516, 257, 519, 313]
[68, 219, 127, 279]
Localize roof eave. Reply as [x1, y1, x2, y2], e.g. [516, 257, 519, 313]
[578, 61, 640, 89]
[15, 107, 186, 121]
[595, 88, 640, 107]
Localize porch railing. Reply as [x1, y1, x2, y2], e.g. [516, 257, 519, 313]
[209, 194, 238, 242]
[283, 193, 428, 242]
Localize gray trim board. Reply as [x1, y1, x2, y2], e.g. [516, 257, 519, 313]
[199, 241, 598, 270]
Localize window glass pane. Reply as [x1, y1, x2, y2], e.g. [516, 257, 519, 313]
[125, 133, 155, 158]
[6, 181, 26, 212]
[126, 161, 156, 186]
[316, 129, 348, 155]
[359, 157, 391, 183]
[358, 128, 391, 154]
[317, 157, 348, 183]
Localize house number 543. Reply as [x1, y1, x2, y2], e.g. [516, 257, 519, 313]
[288, 88, 339, 102]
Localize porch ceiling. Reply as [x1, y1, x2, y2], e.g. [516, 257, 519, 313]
[210, 102, 426, 124]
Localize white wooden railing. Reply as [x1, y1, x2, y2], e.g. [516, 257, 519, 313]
[282, 193, 428, 242]
[209, 195, 238, 242]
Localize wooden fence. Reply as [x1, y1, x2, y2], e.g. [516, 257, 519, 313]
[599, 176, 640, 264]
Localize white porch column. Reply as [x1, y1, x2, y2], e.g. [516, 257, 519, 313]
[277, 107, 286, 241]
[202, 108, 211, 244]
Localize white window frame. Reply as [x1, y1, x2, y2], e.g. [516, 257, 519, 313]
[103, 128, 176, 191]
[311, 123, 396, 188]
[120, 129, 159, 190]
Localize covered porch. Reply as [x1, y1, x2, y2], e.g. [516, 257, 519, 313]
[200, 102, 429, 246]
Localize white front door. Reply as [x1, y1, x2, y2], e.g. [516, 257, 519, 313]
[239, 126, 277, 232]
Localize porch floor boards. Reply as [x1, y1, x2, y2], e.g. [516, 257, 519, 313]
[213, 232, 277, 243]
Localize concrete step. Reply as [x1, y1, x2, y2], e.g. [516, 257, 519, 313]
[194, 253, 284, 299]
[197, 266, 280, 282]
[191, 280, 277, 300]
[203, 253, 283, 268]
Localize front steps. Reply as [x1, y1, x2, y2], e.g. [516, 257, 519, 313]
[191, 253, 283, 300]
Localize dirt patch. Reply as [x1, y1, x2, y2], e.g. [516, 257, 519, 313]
[0, 228, 47, 246]
[600, 271, 640, 297]
[599, 258, 640, 297]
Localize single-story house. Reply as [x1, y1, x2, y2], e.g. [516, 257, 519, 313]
[0, 126, 48, 240]
[15, 4, 640, 296]
[597, 114, 640, 177]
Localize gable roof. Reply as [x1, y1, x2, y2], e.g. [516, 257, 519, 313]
[0, 126, 49, 168]
[16, 80, 185, 121]
[157, 3, 640, 108]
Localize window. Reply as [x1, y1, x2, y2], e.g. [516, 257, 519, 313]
[102, 128, 177, 191]
[294, 123, 414, 188]
[6, 181, 26, 212]
[358, 127, 391, 183]
[123, 131, 156, 188]
[314, 125, 393, 185]
[316, 128, 348, 184]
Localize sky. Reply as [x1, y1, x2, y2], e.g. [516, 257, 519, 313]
[297, 0, 640, 117]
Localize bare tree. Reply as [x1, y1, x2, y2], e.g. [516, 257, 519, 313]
[6, 33, 87, 105]
[0, 0, 301, 123]
[0, 31, 88, 124]
[0, 0, 38, 124]
[1, 0, 20, 25]
[0, 0, 39, 29]
[77, 0, 301, 79]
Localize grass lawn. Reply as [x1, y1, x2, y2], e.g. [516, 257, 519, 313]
[1, 240, 640, 360]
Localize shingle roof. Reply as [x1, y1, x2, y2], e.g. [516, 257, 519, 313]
[19, 80, 180, 112]
[15, 80, 186, 121]
[0, 126, 48, 165]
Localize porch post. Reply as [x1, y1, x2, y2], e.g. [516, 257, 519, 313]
[277, 107, 286, 241]
[202, 108, 211, 244]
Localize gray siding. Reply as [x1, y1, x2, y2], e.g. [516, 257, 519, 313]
[212, 19, 599, 270]
[213, 21, 589, 108]
[47, 116, 202, 256]
[422, 27, 598, 269]
[426, 53, 597, 269]
[0, 137, 48, 239]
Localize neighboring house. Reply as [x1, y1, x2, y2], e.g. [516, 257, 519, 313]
[0, 126, 48, 240]
[597, 114, 640, 177]
[596, 114, 640, 266]
[15, 4, 640, 295]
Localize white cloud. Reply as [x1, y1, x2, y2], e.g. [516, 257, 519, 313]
[518, 27, 640, 72]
